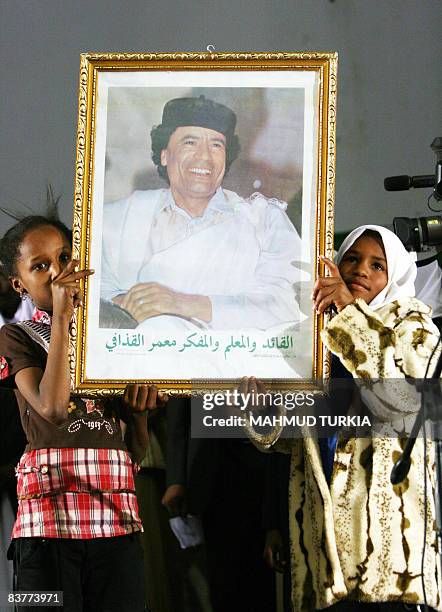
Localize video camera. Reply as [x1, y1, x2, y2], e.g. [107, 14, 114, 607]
[385, 137, 442, 252]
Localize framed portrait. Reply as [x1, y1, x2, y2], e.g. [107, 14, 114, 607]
[71, 51, 337, 395]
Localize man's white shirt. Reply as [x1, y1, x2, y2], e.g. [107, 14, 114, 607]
[101, 187, 304, 330]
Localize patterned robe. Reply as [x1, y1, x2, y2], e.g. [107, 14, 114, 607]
[253, 297, 442, 610]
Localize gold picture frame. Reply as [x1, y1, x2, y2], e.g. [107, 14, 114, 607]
[71, 51, 337, 396]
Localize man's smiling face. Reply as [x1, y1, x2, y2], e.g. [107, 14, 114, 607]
[160, 126, 226, 207]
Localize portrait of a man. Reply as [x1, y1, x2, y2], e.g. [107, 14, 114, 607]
[100, 94, 302, 333]
[76, 59, 328, 384]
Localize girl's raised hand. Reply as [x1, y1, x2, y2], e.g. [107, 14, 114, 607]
[312, 256, 354, 314]
[51, 259, 94, 319]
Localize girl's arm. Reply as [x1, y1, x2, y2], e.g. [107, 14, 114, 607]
[322, 298, 439, 379]
[239, 377, 293, 453]
[121, 384, 168, 464]
[124, 413, 149, 465]
[322, 297, 440, 423]
[15, 261, 93, 425]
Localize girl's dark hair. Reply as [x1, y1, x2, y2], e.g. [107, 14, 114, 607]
[0, 216, 72, 277]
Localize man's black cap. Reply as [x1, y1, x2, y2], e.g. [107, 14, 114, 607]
[160, 95, 237, 139]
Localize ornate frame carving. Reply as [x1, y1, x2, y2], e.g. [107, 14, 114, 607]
[71, 51, 337, 396]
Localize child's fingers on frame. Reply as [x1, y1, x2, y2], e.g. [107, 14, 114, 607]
[146, 385, 160, 410]
[67, 289, 81, 304]
[313, 285, 336, 308]
[249, 378, 268, 409]
[237, 376, 258, 397]
[316, 296, 333, 313]
[312, 277, 341, 299]
[315, 277, 342, 287]
[247, 376, 258, 394]
[319, 255, 335, 266]
[54, 283, 83, 296]
[124, 383, 138, 408]
[256, 379, 267, 395]
[134, 384, 149, 411]
[237, 376, 249, 396]
[314, 285, 337, 305]
[311, 281, 323, 301]
[127, 383, 144, 409]
[55, 259, 79, 278]
[60, 269, 94, 282]
[124, 384, 161, 411]
[319, 256, 341, 277]
[73, 289, 83, 306]
[157, 391, 169, 405]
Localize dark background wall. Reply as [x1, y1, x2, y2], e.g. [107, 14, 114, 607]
[1, 0, 441, 234]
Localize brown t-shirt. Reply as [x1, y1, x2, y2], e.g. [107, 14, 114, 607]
[0, 323, 127, 452]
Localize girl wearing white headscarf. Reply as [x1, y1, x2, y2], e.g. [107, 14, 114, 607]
[250, 226, 441, 611]
[303, 225, 441, 611]
[334, 224, 417, 309]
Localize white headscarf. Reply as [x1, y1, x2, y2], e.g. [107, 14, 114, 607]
[335, 224, 417, 310]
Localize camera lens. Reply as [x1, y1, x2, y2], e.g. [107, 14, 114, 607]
[393, 216, 442, 252]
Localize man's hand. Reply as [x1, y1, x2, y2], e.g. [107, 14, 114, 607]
[162, 484, 186, 517]
[123, 384, 168, 415]
[263, 529, 287, 573]
[114, 282, 212, 324]
[312, 256, 355, 314]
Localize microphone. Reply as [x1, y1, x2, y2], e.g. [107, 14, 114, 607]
[385, 139, 442, 198]
[390, 453, 413, 485]
[384, 174, 436, 191]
